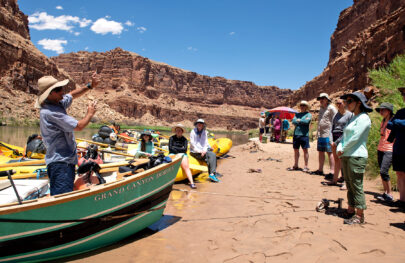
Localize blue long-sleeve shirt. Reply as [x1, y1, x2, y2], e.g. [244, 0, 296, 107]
[292, 112, 312, 137]
[387, 108, 405, 155]
[337, 112, 371, 158]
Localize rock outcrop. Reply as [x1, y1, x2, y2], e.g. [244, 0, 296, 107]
[53, 48, 293, 129]
[290, 0, 405, 104]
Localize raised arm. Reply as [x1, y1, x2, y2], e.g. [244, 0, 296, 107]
[69, 72, 100, 99]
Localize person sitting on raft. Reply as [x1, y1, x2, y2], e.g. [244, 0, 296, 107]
[169, 124, 197, 189]
[190, 119, 220, 182]
[135, 131, 155, 158]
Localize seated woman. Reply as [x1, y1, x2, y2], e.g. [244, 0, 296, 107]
[169, 124, 196, 189]
[135, 131, 155, 158]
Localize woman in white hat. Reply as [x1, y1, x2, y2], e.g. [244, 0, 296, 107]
[169, 124, 196, 189]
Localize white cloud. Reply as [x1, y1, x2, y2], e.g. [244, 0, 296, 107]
[29, 12, 91, 31]
[229, 31, 235, 35]
[90, 18, 123, 35]
[55, 6, 63, 10]
[136, 26, 147, 33]
[85, 46, 89, 50]
[73, 32, 80, 36]
[37, 39, 67, 54]
[125, 20, 134, 27]
[187, 46, 198, 52]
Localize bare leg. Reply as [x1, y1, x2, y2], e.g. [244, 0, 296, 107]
[397, 171, 405, 202]
[331, 145, 340, 183]
[303, 148, 309, 170]
[327, 152, 335, 174]
[181, 156, 194, 186]
[318, 151, 325, 172]
[294, 148, 299, 168]
[382, 180, 392, 195]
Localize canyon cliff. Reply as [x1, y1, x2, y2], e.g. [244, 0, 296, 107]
[52, 49, 293, 129]
[290, 0, 405, 105]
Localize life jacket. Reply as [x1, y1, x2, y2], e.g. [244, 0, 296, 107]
[25, 134, 46, 159]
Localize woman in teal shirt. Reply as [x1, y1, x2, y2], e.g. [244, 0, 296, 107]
[136, 131, 155, 157]
[337, 91, 372, 225]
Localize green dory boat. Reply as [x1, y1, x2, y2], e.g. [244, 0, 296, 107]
[0, 156, 182, 262]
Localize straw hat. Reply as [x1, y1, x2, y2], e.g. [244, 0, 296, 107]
[299, 100, 310, 108]
[172, 123, 186, 133]
[35, 76, 69, 108]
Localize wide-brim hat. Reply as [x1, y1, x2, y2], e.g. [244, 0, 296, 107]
[340, 91, 373, 113]
[299, 100, 310, 108]
[140, 131, 153, 139]
[194, 118, 206, 126]
[317, 93, 331, 101]
[172, 123, 186, 133]
[35, 76, 69, 108]
[375, 102, 394, 113]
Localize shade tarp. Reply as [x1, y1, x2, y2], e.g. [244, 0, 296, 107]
[267, 106, 298, 120]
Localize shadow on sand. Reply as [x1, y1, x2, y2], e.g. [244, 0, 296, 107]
[47, 214, 182, 263]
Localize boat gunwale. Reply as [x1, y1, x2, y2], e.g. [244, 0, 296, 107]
[0, 156, 182, 215]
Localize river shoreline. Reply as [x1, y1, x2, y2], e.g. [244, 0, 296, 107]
[63, 139, 405, 263]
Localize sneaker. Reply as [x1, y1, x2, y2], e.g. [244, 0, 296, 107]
[209, 174, 220, 182]
[189, 183, 197, 189]
[343, 215, 364, 225]
[382, 193, 394, 202]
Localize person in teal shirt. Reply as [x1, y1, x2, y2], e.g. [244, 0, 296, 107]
[281, 119, 290, 142]
[287, 100, 312, 172]
[337, 91, 372, 225]
[136, 131, 155, 157]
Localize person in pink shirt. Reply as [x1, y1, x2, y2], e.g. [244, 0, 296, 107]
[376, 102, 395, 202]
[273, 116, 281, 142]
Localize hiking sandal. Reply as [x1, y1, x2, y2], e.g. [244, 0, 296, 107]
[310, 170, 324, 175]
[343, 215, 364, 225]
[287, 167, 300, 171]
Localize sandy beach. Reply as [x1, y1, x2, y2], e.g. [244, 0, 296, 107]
[66, 139, 405, 263]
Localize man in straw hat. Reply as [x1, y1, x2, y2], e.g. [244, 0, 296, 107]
[387, 87, 405, 207]
[190, 119, 220, 182]
[287, 100, 312, 172]
[311, 93, 337, 179]
[37, 73, 99, 195]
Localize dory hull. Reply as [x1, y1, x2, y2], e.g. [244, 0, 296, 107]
[0, 157, 182, 263]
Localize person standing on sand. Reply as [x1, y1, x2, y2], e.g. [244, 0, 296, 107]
[273, 115, 281, 142]
[259, 112, 266, 142]
[287, 101, 312, 172]
[387, 87, 405, 208]
[326, 99, 353, 188]
[281, 119, 290, 142]
[36, 73, 99, 196]
[190, 119, 220, 182]
[375, 102, 394, 202]
[311, 93, 337, 180]
[337, 91, 372, 225]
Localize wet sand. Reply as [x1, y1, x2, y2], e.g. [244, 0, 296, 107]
[68, 139, 405, 263]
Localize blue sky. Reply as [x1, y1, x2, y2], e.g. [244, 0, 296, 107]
[19, 0, 353, 90]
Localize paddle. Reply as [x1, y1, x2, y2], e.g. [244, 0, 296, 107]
[0, 159, 45, 168]
[76, 138, 127, 151]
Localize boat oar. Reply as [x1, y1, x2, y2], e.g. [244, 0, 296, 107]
[0, 159, 45, 168]
[76, 138, 127, 151]
[117, 134, 138, 142]
[77, 146, 134, 158]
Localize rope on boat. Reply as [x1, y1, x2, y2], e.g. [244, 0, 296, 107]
[172, 188, 321, 202]
[0, 205, 166, 223]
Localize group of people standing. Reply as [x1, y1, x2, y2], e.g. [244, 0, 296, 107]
[259, 113, 290, 143]
[285, 88, 405, 225]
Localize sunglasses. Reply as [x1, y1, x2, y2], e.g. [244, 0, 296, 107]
[52, 86, 63, 93]
[346, 98, 355, 104]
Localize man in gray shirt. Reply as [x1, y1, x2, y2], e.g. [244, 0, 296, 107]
[311, 93, 337, 178]
[36, 73, 99, 195]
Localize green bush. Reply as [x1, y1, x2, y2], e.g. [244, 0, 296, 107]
[367, 53, 405, 189]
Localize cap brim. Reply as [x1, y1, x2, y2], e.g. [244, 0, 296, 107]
[36, 79, 69, 108]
